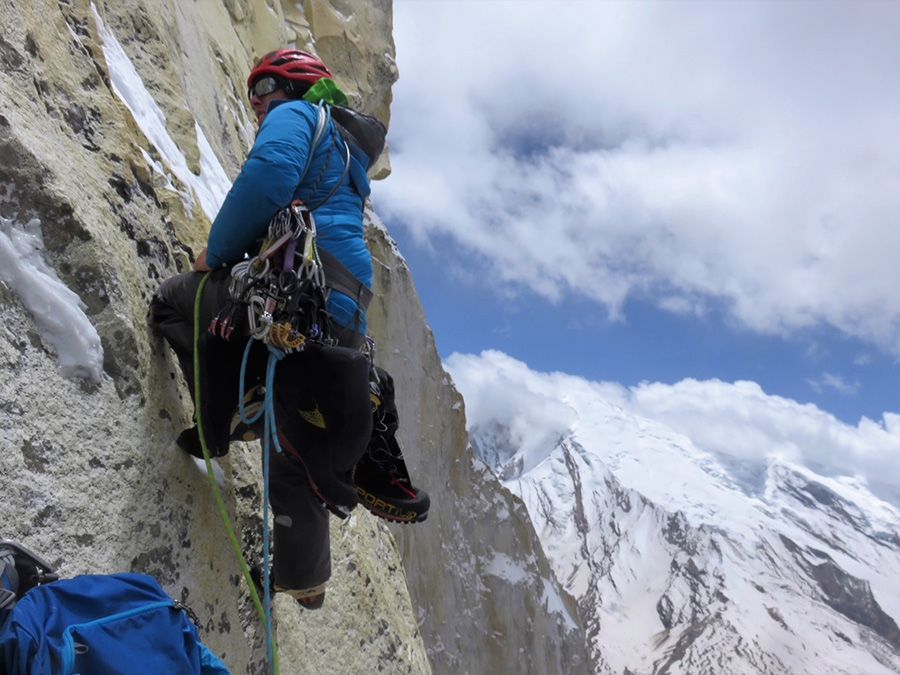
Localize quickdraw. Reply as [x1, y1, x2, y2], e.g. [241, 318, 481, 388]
[209, 200, 335, 351]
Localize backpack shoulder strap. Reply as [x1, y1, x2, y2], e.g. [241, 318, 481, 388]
[300, 101, 351, 212]
[330, 105, 387, 170]
[295, 101, 330, 188]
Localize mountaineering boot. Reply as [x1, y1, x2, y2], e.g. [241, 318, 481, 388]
[353, 367, 430, 524]
[228, 384, 267, 442]
[175, 385, 268, 459]
[353, 435, 430, 524]
[250, 563, 326, 611]
[175, 425, 204, 459]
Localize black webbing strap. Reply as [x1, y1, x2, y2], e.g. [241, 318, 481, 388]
[318, 247, 373, 313]
[0, 547, 19, 611]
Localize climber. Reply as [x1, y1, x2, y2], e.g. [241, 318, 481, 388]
[150, 49, 428, 610]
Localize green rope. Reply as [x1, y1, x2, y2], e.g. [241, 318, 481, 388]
[192, 271, 279, 675]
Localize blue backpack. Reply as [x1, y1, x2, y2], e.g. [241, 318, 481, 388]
[0, 572, 230, 675]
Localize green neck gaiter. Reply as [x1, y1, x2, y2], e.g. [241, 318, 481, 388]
[302, 78, 349, 106]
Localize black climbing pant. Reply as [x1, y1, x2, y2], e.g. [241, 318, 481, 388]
[150, 270, 372, 590]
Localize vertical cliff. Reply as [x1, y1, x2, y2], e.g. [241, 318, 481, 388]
[0, 1, 591, 673]
[366, 218, 591, 674]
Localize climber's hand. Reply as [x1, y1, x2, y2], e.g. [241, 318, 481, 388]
[193, 247, 211, 272]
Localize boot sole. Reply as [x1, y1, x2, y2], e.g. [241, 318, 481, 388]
[355, 485, 429, 523]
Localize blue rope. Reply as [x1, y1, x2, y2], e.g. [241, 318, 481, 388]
[238, 340, 287, 675]
[238, 338, 264, 426]
[237, 338, 286, 456]
[261, 375, 273, 673]
[264, 347, 287, 456]
[262, 347, 282, 673]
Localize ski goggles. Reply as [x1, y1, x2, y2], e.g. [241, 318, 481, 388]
[248, 76, 282, 100]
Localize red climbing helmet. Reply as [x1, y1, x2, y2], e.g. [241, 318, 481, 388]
[247, 49, 332, 90]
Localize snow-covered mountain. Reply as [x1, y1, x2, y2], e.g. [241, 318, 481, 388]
[455, 354, 900, 675]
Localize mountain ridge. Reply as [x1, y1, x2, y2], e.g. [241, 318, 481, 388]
[467, 383, 900, 674]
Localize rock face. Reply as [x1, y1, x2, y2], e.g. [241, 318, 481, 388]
[366, 218, 591, 674]
[0, 1, 591, 674]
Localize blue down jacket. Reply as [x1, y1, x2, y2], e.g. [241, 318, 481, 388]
[205, 98, 373, 332]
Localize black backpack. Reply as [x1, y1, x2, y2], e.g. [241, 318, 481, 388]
[331, 105, 387, 170]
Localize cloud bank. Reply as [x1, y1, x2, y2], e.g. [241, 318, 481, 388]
[446, 350, 900, 501]
[379, 1, 900, 353]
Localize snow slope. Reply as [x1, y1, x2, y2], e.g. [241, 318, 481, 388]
[453, 352, 900, 674]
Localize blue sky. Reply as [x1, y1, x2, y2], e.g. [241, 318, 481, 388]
[388, 234, 898, 427]
[373, 0, 900, 431]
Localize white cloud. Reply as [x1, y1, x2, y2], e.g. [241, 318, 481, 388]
[624, 378, 897, 481]
[450, 350, 578, 471]
[378, 1, 900, 353]
[445, 350, 900, 496]
[807, 372, 861, 396]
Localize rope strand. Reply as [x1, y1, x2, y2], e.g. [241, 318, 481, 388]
[193, 271, 279, 675]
